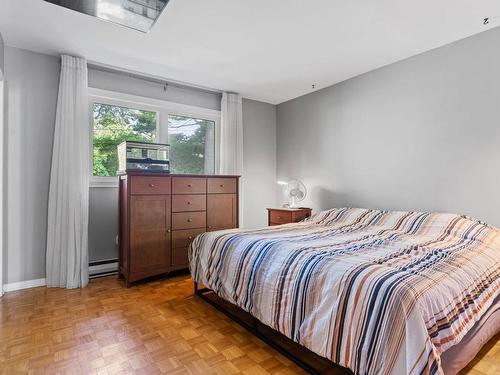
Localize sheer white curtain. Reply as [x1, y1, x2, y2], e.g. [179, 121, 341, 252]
[46, 55, 90, 288]
[219, 92, 243, 174]
[219, 92, 243, 225]
[204, 120, 215, 174]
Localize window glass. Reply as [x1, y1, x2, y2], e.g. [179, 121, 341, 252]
[92, 103, 156, 176]
[168, 115, 215, 174]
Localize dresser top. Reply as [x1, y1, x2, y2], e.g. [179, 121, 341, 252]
[119, 172, 240, 178]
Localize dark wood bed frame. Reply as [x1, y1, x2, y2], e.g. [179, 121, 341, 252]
[194, 282, 353, 375]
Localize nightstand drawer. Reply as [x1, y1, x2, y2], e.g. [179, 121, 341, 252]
[172, 211, 206, 230]
[172, 177, 206, 194]
[172, 194, 206, 212]
[293, 210, 311, 222]
[269, 210, 292, 224]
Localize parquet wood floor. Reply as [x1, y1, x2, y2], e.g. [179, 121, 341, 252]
[0, 274, 498, 375]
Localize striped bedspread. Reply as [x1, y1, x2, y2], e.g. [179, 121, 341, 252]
[189, 208, 500, 375]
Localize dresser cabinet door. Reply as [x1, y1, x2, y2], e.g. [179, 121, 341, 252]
[130, 195, 171, 276]
[207, 194, 237, 231]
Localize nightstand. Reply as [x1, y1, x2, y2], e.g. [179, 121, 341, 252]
[267, 208, 312, 226]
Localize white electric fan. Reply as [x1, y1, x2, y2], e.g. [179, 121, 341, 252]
[281, 179, 307, 208]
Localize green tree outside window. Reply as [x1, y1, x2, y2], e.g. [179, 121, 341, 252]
[92, 103, 215, 177]
[93, 103, 157, 176]
[168, 114, 215, 174]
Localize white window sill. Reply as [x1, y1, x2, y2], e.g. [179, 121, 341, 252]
[90, 177, 119, 188]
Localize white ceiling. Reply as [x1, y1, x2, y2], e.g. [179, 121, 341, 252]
[1, 0, 499, 104]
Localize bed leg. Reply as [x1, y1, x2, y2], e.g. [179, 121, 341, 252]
[193, 281, 210, 296]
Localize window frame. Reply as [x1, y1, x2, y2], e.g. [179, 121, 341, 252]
[89, 88, 221, 188]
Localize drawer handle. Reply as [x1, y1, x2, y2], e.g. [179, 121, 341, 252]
[207, 225, 212, 229]
[187, 201, 192, 205]
[149, 184, 156, 188]
[188, 236, 193, 240]
[220, 184, 224, 187]
[166, 229, 171, 233]
[277, 216, 281, 220]
[187, 218, 193, 222]
[187, 184, 193, 187]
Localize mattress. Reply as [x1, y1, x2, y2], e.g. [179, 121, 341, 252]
[189, 208, 500, 375]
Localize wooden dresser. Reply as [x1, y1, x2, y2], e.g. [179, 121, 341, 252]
[119, 173, 239, 286]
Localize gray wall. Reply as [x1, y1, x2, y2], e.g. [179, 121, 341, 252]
[2, 47, 277, 283]
[242, 99, 276, 228]
[88, 188, 119, 262]
[0, 32, 4, 288]
[0, 33, 4, 79]
[277, 27, 500, 227]
[4, 47, 60, 283]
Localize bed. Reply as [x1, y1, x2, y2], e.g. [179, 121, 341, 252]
[189, 208, 500, 375]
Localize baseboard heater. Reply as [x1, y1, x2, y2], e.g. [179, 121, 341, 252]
[89, 258, 118, 279]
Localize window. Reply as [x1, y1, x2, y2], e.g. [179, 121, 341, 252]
[168, 115, 215, 174]
[89, 88, 220, 187]
[92, 103, 158, 177]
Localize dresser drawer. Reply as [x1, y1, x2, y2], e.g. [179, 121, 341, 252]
[172, 177, 206, 194]
[269, 210, 292, 225]
[130, 176, 171, 195]
[172, 228, 205, 248]
[172, 194, 206, 212]
[172, 211, 206, 230]
[207, 178, 237, 194]
[171, 247, 189, 267]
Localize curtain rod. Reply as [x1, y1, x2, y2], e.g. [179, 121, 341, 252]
[87, 61, 223, 96]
